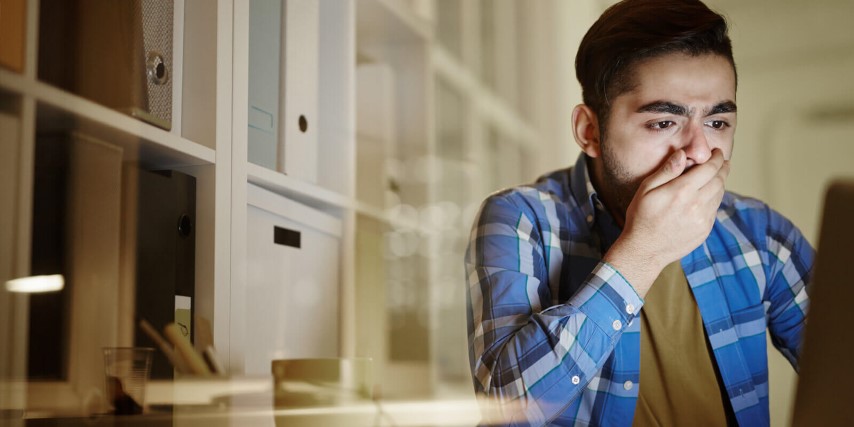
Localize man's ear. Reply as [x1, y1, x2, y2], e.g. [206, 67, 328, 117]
[571, 104, 602, 158]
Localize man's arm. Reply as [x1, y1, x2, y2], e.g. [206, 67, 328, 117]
[761, 207, 814, 369]
[466, 194, 643, 425]
[466, 149, 729, 424]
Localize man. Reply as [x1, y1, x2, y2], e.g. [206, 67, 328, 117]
[464, 0, 813, 425]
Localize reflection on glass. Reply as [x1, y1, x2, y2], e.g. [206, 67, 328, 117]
[486, 126, 526, 193]
[480, 0, 496, 89]
[436, 0, 463, 60]
[5, 275, 65, 293]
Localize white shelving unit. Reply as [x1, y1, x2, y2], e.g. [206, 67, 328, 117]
[0, 69, 216, 167]
[0, 0, 574, 419]
[229, 0, 357, 375]
[0, 0, 231, 412]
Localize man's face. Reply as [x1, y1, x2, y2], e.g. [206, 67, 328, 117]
[595, 53, 737, 219]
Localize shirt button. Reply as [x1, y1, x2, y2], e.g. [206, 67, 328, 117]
[612, 320, 622, 330]
[625, 304, 635, 315]
[586, 214, 593, 223]
[571, 375, 581, 385]
[624, 381, 633, 390]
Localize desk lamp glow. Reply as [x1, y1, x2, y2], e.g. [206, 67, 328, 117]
[5, 274, 65, 293]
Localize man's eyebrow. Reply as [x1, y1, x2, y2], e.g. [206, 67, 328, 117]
[636, 100, 738, 117]
[706, 101, 737, 115]
[636, 101, 689, 116]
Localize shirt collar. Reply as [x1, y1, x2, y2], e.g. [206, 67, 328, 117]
[570, 153, 606, 223]
[569, 153, 622, 250]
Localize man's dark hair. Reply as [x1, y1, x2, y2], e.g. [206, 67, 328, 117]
[576, 0, 736, 134]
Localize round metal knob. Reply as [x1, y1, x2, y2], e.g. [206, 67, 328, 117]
[146, 51, 169, 85]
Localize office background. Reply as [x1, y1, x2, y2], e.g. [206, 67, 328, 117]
[1, 0, 852, 425]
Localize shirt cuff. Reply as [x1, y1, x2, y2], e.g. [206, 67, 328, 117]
[571, 261, 645, 339]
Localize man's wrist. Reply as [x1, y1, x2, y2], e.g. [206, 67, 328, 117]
[602, 237, 665, 298]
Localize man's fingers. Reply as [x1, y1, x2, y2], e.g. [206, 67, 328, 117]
[697, 160, 730, 214]
[698, 159, 730, 195]
[639, 149, 686, 193]
[679, 149, 726, 189]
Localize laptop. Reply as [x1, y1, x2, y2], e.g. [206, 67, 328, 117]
[790, 179, 854, 426]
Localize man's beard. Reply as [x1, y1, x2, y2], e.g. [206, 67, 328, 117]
[599, 141, 643, 224]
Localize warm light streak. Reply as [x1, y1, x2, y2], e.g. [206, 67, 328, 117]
[5, 274, 65, 293]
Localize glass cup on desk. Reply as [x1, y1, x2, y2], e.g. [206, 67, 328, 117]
[103, 347, 155, 415]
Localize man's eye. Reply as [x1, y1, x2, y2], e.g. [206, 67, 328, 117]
[649, 121, 675, 130]
[706, 120, 728, 129]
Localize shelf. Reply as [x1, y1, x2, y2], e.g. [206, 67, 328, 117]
[357, 0, 433, 47]
[0, 69, 215, 168]
[247, 163, 351, 213]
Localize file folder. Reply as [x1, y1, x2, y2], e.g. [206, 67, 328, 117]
[0, 0, 26, 73]
[38, 0, 175, 130]
[132, 168, 196, 379]
[280, 0, 319, 183]
[248, 0, 282, 170]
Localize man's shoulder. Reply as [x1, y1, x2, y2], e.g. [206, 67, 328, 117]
[481, 168, 574, 210]
[718, 191, 799, 241]
[720, 191, 768, 215]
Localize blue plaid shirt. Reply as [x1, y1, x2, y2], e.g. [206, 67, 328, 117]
[465, 154, 813, 426]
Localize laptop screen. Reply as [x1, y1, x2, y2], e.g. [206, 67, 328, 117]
[791, 179, 854, 426]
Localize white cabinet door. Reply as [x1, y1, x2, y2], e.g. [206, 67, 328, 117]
[244, 184, 341, 375]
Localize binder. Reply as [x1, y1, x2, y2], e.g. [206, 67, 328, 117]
[38, 0, 175, 130]
[131, 169, 196, 379]
[29, 132, 124, 393]
[0, 112, 24, 408]
[247, 0, 282, 170]
[0, 111, 19, 286]
[0, 0, 26, 73]
[280, 0, 319, 183]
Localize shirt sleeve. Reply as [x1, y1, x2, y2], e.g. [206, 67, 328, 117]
[762, 207, 814, 370]
[465, 193, 644, 425]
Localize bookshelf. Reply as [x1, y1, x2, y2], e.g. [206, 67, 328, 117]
[0, 69, 216, 167]
[0, 0, 575, 420]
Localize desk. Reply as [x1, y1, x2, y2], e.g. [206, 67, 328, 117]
[5, 377, 484, 427]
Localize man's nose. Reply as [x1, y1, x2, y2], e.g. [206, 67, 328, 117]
[683, 122, 712, 165]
